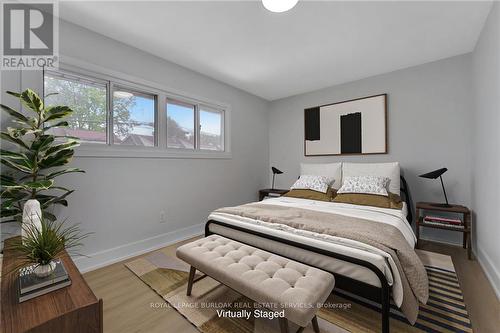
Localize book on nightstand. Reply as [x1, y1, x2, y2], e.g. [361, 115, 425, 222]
[17, 259, 72, 302]
[423, 215, 464, 228]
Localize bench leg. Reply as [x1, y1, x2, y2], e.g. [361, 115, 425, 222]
[186, 266, 196, 296]
[311, 315, 320, 333]
[279, 317, 289, 333]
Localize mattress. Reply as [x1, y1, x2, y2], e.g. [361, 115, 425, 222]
[208, 197, 416, 307]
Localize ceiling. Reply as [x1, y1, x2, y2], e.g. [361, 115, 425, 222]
[59, 1, 493, 101]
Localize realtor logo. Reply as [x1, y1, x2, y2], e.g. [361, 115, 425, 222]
[1, 1, 58, 70]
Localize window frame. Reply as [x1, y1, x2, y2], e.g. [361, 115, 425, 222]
[165, 98, 226, 152]
[110, 84, 158, 147]
[43, 60, 231, 159]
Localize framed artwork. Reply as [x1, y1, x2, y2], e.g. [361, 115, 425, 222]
[304, 94, 387, 156]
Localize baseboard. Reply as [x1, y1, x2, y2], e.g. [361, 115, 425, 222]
[475, 247, 500, 301]
[73, 223, 204, 273]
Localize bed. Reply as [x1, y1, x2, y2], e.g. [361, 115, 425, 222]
[204, 163, 418, 333]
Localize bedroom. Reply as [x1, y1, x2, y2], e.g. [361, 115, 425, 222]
[0, 1, 499, 333]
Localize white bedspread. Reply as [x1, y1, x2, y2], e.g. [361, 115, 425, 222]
[208, 197, 416, 307]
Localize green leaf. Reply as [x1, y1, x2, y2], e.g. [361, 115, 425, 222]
[20, 89, 44, 114]
[43, 121, 68, 131]
[46, 168, 85, 179]
[7, 180, 54, 191]
[6, 91, 21, 98]
[0, 132, 29, 149]
[31, 135, 54, 152]
[0, 103, 29, 122]
[38, 149, 74, 169]
[40, 190, 73, 208]
[43, 211, 57, 221]
[0, 174, 17, 186]
[44, 140, 79, 157]
[0, 149, 28, 160]
[0, 157, 33, 173]
[42, 105, 73, 123]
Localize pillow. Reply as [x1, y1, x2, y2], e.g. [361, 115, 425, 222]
[290, 175, 332, 193]
[283, 187, 337, 202]
[300, 162, 342, 189]
[333, 193, 403, 209]
[337, 176, 390, 196]
[342, 162, 400, 194]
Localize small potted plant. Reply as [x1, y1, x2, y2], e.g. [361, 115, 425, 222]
[7, 214, 89, 277]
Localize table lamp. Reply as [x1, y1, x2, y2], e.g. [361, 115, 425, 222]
[271, 167, 283, 190]
[419, 168, 451, 207]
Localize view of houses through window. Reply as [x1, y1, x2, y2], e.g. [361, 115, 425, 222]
[44, 69, 225, 152]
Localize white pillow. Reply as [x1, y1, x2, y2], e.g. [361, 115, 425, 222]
[290, 175, 331, 194]
[342, 162, 400, 194]
[338, 176, 390, 196]
[300, 163, 342, 189]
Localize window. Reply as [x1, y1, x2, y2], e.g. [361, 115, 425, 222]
[200, 107, 224, 151]
[166, 99, 195, 149]
[166, 99, 225, 152]
[44, 70, 158, 146]
[112, 87, 156, 146]
[43, 66, 229, 158]
[44, 72, 107, 144]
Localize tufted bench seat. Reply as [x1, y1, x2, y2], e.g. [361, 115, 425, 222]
[176, 235, 335, 333]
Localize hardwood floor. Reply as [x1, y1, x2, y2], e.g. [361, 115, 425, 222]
[83, 238, 500, 333]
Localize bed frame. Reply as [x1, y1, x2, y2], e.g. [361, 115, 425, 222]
[205, 176, 413, 333]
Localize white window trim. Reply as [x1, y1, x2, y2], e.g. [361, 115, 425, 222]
[49, 56, 231, 159]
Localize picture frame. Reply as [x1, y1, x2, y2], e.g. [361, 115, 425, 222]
[304, 94, 387, 156]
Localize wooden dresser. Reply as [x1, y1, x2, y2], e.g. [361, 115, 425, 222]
[1, 237, 102, 333]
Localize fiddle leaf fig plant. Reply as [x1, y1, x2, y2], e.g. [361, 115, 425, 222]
[0, 89, 85, 223]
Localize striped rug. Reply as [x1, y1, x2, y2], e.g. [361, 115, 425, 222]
[126, 248, 472, 333]
[318, 265, 472, 333]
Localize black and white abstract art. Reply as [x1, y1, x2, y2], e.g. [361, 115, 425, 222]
[304, 94, 387, 156]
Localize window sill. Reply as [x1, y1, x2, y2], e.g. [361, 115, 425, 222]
[74, 144, 232, 159]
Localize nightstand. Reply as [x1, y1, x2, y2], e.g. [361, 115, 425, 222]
[258, 188, 288, 201]
[415, 202, 472, 259]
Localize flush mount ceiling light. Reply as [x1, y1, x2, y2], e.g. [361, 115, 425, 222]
[113, 90, 134, 98]
[262, 0, 298, 13]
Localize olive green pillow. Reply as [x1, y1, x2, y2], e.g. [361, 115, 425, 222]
[283, 187, 337, 202]
[333, 192, 403, 209]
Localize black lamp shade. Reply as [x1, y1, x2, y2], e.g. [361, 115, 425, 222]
[419, 168, 448, 179]
[419, 167, 450, 206]
[272, 167, 283, 175]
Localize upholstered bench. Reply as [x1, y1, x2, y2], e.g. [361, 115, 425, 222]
[176, 235, 335, 333]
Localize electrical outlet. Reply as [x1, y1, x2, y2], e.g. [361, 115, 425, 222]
[159, 210, 166, 223]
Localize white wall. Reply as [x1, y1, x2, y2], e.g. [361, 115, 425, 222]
[0, 20, 270, 271]
[472, 2, 500, 299]
[268, 54, 474, 244]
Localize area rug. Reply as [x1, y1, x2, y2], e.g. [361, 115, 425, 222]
[125, 247, 472, 333]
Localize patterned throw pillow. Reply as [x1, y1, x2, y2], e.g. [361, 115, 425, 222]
[337, 176, 390, 196]
[290, 175, 332, 194]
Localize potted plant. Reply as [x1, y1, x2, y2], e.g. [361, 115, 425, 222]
[7, 215, 89, 277]
[0, 89, 85, 223]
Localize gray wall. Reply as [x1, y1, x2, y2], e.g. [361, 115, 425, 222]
[1, 20, 270, 270]
[268, 54, 474, 244]
[472, 2, 500, 298]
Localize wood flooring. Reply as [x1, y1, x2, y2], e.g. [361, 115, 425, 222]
[83, 238, 500, 333]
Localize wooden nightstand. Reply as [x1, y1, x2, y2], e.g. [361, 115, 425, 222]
[1, 237, 103, 333]
[415, 202, 472, 259]
[258, 188, 288, 201]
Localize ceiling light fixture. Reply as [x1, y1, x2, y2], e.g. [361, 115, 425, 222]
[262, 0, 298, 13]
[113, 91, 134, 99]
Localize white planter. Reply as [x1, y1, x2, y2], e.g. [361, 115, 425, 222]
[33, 261, 57, 278]
[22, 200, 43, 244]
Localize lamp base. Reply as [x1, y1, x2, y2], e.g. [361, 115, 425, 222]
[429, 203, 453, 208]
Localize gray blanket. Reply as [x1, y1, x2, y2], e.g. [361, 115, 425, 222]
[215, 203, 428, 324]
